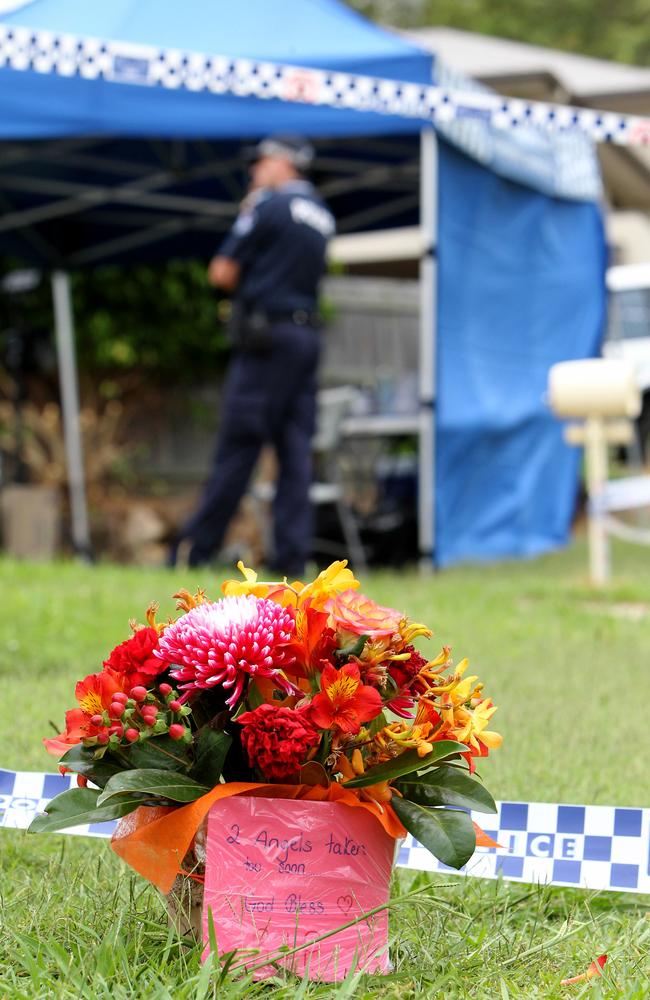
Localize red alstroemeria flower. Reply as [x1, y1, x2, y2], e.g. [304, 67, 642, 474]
[103, 626, 167, 689]
[44, 671, 127, 757]
[385, 693, 416, 719]
[310, 662, 383, 735]
[324, 589, 403, 639]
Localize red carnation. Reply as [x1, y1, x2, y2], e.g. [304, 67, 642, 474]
[238, 704, 321, 781]
[103, 627, 166, 688]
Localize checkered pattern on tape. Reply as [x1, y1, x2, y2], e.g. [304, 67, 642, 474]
[0, 769, 117, 838]
[3, 768, 649, 892]
[396, 800, 650, 894]
[0, 24, 648, 145]
[432, 62, 602, 201]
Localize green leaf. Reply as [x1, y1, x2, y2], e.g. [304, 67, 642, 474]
[343, 741, 468, 788]
[189, 727, 232, 788]
[28, 787, 135, 834]
[391, 797, 476, 869]
[395, 764, 497, 814]
[96, 769, 209, 806]
[245, 680, 265, 711]
[125, 734, 192, 772]
[334, 634, 369, 661]
[59, 743, 125, 789]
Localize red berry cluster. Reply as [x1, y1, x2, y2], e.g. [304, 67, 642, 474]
[84, 682, 191, 748]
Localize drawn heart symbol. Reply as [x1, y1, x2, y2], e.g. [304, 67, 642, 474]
[336, 894, 354, 914]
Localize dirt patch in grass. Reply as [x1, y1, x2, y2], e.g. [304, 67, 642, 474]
[581, 601, 650, 621]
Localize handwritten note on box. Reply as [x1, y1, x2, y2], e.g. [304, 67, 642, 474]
[203, 795, 395, 981]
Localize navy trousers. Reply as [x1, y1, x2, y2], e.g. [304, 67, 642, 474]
[182, 321, 320, 574]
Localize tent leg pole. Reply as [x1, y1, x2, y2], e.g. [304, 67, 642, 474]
[51, 271, 92, 561]
[418, 125, 438, 573]
[585, 417, 610, 586]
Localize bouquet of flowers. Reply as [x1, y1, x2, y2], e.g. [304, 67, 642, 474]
[31, 560, 502, 977]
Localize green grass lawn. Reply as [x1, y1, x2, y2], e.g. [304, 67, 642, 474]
[1, 542, 649, 998]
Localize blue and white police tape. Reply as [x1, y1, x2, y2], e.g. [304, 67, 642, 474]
[0, 22, 649, 147]
[2, 769, 648, 894]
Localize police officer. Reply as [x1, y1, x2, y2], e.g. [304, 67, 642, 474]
[169, 136, 335, 576]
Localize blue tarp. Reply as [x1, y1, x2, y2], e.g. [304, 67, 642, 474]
[0, 0, 608, 566]
[436, 143, 607, 566]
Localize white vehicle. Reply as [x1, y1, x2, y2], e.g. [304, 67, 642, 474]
[604, 263, 650, 457]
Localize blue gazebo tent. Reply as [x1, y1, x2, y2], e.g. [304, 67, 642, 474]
[0, 0, 606, 567]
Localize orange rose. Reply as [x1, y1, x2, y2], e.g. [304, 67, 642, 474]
[324, 589, 402, 639]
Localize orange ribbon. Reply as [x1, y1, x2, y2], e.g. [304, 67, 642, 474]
[111, 781, 406, 893]
[473, 822, 502, 848]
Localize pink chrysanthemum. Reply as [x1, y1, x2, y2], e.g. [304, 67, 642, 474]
[156, 595, 296, 707]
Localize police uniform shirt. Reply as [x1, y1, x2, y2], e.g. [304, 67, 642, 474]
[218, 180, 335, 314]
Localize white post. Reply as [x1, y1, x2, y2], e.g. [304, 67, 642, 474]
[584, 417, 610, 586]
[51, 271, 92, 559]
[418, 126, 438, 570]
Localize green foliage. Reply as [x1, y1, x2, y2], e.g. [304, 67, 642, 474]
[59, 742, 126, 789]
[48, 722, 231, 832]
[70, 261, 229, 379]
[396, 764, 497, 813]
[391, 796, 477, 869]
[96, 768, 209, 807]
[27, 787, 134, 833]
[0, 257, 230, 383]
[334, 633, 370, 662]
[350, 0, 650, 66]
[117, 733, 194, 772]
[343, 741, 466, 788]
[189, 727, 233, 789]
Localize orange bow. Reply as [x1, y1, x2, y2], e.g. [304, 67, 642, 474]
[111, 781, 406, 893]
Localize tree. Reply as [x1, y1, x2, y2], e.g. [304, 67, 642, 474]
[0, 258, 230, 387]
[350, 0, 650, 66]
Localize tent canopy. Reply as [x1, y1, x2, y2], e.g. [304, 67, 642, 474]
[0, 0, 437, 267]
[3, 0, 426, 70]
[0, 0, 600, 266]
[0, 0, 434, 140]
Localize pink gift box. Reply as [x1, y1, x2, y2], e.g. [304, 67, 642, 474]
[203, 795, 395, 981]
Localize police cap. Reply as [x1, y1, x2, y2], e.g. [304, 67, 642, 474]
[243, 135, 315, 172]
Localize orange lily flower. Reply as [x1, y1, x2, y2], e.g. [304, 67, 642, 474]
[373, 720, 436, 759]
[281, 603, 337, 677]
